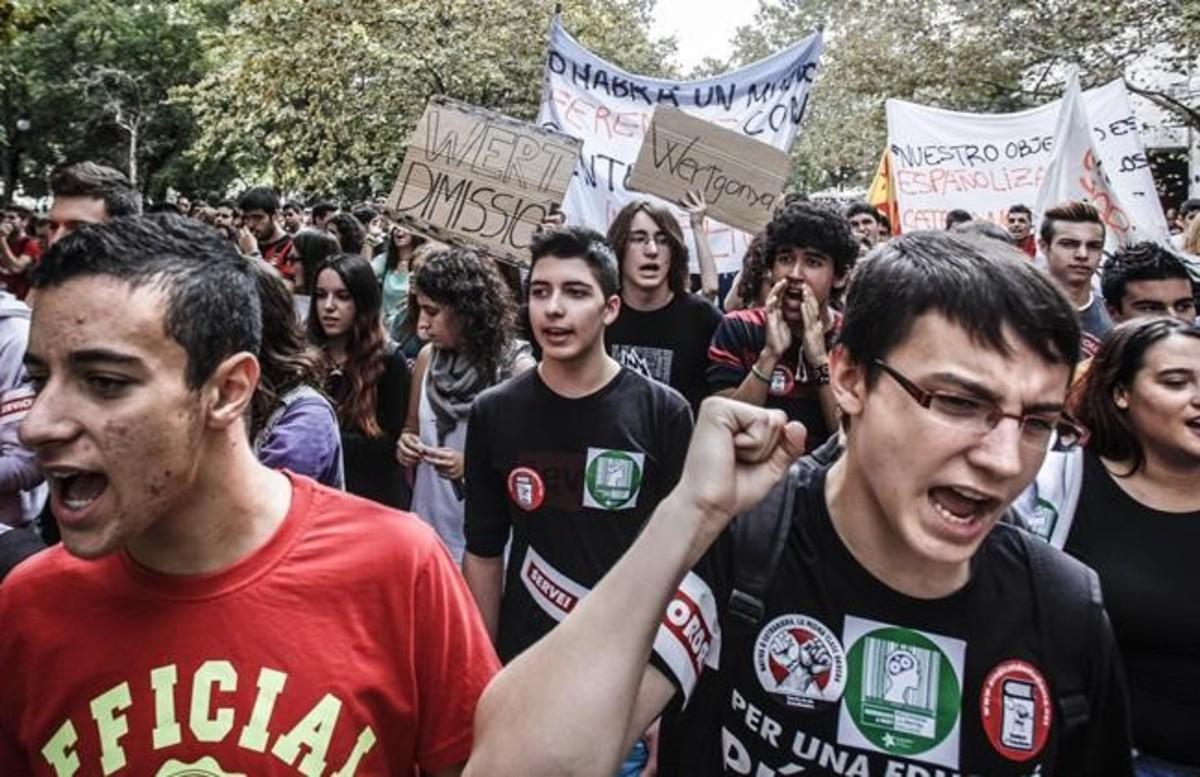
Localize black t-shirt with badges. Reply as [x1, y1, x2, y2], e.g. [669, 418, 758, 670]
[654, 467, 1133, 777]
[465, 366, 693, 662]
[606, 292, 723, 412]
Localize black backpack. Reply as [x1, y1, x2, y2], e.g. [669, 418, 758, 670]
[726, 436, 1100, 758]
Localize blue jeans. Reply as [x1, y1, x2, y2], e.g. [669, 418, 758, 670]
[617, 739, 649, 777]
[1136, 753, 1200, 777]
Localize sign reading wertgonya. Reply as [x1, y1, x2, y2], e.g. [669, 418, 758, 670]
[386, 96, 582, 265]
[629, 107, 790, 235]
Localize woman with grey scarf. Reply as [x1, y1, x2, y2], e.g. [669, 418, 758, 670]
[397, 247, 533, 560]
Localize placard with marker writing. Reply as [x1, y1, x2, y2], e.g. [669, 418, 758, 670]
[385, 96, 582, 265]
[628, 106, 791, 235]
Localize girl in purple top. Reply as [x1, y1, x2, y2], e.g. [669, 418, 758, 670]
[249, 261, 344, 488]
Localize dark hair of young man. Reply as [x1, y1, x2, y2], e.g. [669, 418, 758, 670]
[1179, 199, 1200, 219]
[1074, 318, 1200, 475]
[327, 212, 365, 255]
[282, 200, 304, 213]
[216, 199, 239, 213]
[952, 219, 1015, 245]
[247, 260, 326, 437]
[944, 209, 973, 229]
[529, 225, 620, 299]
[49, 161, 141, 218]
[844, 201, 880, 224]
[311, 202, 338, 221]
[237, 186, 281, 215]
[606, 201, 689, 295]
[1039, 200, 1104, 245]
[31, 214, 261, 390]
[764, 201, 858, 278]
[1100, 241, 1195, 309]
[1008, 203, 1032, 218]
[352, 205, 378, 227]
[838, 230, 1081, 386]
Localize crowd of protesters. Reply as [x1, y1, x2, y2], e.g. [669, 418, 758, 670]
[0, 158, 1196, 777]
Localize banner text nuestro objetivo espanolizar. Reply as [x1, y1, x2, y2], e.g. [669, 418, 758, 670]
[886, 82, 1166, 238]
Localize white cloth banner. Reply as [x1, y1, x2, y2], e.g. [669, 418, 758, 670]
[1035, 68, 1139, 247]
[537, 19, 823, 273]
[886, 80, 1166, 240]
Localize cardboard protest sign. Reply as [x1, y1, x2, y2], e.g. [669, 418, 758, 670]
[628, 106, 789, 234]
[538, 18, 822, 272]
[885, 80, 1166, 239]
[386, 96, 582, 265]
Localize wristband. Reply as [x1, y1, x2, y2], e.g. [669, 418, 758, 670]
[750, 364, 773, 385]
[811, 362, 830, 385]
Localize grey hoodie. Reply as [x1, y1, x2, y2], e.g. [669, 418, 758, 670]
[0, 291, 44, 527]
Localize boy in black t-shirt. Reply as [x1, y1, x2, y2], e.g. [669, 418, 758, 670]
[463, 225, 692, 657]
[605, 200, 722, 412]
[708, 202, 858, 451]
[464, 231, 1134, 777]
[463, 225, 692, 775]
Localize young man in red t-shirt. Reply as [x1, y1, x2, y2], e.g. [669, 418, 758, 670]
[238, 186, 295, 284]
[0, 206, 42, 299]
[0, 214, 496, 776]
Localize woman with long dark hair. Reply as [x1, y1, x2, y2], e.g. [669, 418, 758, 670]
[249, 261, 343, 488]
[372, 224, 427, 331]
[396, 247, 533, 559]
[308, 253, 411, 507]
[1064, 318, 1200, 777]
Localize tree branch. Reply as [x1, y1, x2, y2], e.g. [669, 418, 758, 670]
[1125, 82, 1200, 130]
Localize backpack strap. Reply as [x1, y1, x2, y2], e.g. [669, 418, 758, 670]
[1018, 528, 1102, 737]
[728, 464, 798, 632]
[253, 385, 322, 454]
[728, 435, 844, 641]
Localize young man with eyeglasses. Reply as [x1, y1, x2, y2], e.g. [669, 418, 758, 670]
[463, 231, 1133, 777]
[604, 200, 723, 412]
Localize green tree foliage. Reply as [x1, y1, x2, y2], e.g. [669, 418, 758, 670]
[183, 0, 678, 201]
[0, 0, 236, 203]
[726, 0, 1198, 193]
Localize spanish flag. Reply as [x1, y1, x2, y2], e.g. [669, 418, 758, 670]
[866, 148, 899, 236]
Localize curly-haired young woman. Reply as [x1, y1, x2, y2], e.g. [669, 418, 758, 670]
[396, 247, 533, 560]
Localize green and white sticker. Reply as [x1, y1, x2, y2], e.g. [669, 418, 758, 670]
[837, 615, 965, 770]
[583, 448, 645, 510]
[1027, 497, 1059, 542]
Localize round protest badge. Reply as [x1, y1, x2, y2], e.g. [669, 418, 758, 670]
[980, 660, 1051, 762]
[753, 614, 846, 710]
[507, 467, 545, 511]
[768, 366, 794, 397]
